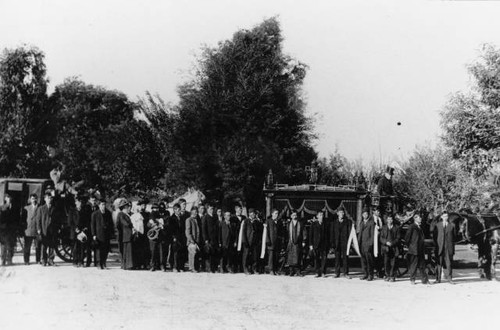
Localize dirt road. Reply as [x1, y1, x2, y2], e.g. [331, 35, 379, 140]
[0, 246, 498, 330]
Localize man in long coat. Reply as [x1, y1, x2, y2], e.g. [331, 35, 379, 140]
[36, 192, 58, 266]
[219, 211, 237, 273]
[331, 207, 352, 278]
[22, 194, 40, 265]
[251, 210, 264, 274]
[309, 211, 330, 277]
[434, 211, 456, 284]
[240, 210, 255, 274]
[266, 209, 284, 275]
[405, 213, 430, 285]
[286, 210, 307, 276]
[0, 194, 18, 266]
[91, 199, 114, 269]
[202, 204, 219, 273]
[168, 203, 183, 272]
[358, 208, 375, 280]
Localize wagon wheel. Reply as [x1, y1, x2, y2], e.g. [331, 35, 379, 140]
[55, 226, 74, 263]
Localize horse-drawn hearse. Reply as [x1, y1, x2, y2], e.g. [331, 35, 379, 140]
[263, 180, 499, 279]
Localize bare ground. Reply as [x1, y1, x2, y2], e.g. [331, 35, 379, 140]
[0, 245, 498, 330]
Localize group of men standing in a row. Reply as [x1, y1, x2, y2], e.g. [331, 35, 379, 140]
[0, 191, 114, 269]
[1, 191, 457, 284]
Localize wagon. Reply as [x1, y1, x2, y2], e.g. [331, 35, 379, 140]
[0, 178, 74, 263]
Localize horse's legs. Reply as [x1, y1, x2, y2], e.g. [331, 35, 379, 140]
[491, 241, 498, 280]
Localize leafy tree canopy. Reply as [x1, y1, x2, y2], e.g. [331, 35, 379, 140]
[172, 17, 316, 206]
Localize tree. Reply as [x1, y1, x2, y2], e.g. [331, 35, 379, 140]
[172, 17, 316, 206]
[48, 78, 165, 196]
[395, 145, 482, 210]
[0, 45, 52, 177]
[442, 44, 500, 177]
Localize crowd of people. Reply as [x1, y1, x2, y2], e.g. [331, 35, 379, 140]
[0, 187, 460, 286]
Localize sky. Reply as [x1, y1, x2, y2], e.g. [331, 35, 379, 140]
[1, 0, 500, 164]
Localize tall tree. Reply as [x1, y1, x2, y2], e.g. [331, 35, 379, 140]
[173, 17, 316, 206]
[442, 44, 500, 177]
[0, 45, 52, 177]
[49, 78, 165, 196]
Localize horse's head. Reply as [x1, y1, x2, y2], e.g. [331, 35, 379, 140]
[450, 212, 469, 242]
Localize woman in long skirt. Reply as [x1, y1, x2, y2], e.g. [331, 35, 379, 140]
[116, 199, 134, 270]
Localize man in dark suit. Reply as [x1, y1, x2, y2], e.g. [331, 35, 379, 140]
[379, 214, 401, 282]
[91, 199, 114, 269]
[185, 207, 201, 272]
[309, 211, 330, 277]
[168, 203, 183, 272]
[434, 211, 456, 284]
[251, 210, 264, 274]
[358, 208, 375, 280]
[331, 207, 353, 279]
[0, 194, 18, 266]
[240, 208, 255, 274]
[178, 199, 189, 269]
[202, 204, 219, 273]
[266, 209, 284, 275]
[22, 194, 40, 265]
[232, 205, 247, 273]
[405, 213, 430, 285]
[68, 195, 91, 267]
[36, 192, 58, 266]
[219, 211, 237, 273]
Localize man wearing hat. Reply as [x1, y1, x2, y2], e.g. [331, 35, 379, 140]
[35, 192, 58, 266]
[331, 207, 352, 279]
[240, 208, 256, 274]
[91, 199, 114, 269]
[377, 166, 395, 220]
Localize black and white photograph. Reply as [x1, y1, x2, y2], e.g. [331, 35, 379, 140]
[1, 0, 500, 329]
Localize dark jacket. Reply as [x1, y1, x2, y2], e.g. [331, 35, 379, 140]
[91, 209, 114, 242]
[379, 224, 401, 255]
[434, 221, 455, 256]
[266, 218, 284, 250]
[168, 213, 182, 243]
[202, 213, 219, 246]
[358, 218, 375, 254]
[117, 211, 133, 243]
[331, 216, 352, 252]
[35, 204, 58, 237]
[67, 206, 91, 240]
[309, 220, 330, 251]
[405, 223, 425, 256]
[251, 219, 263, 247]
[241, 218, 255, 248]
[219, 220, 237, 249]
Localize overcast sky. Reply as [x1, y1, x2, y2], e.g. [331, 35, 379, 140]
[1, 0, 499, 164]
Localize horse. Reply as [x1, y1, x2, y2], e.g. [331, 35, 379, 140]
[455, 212, 500, 280]
[168, 188, 206, 212]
